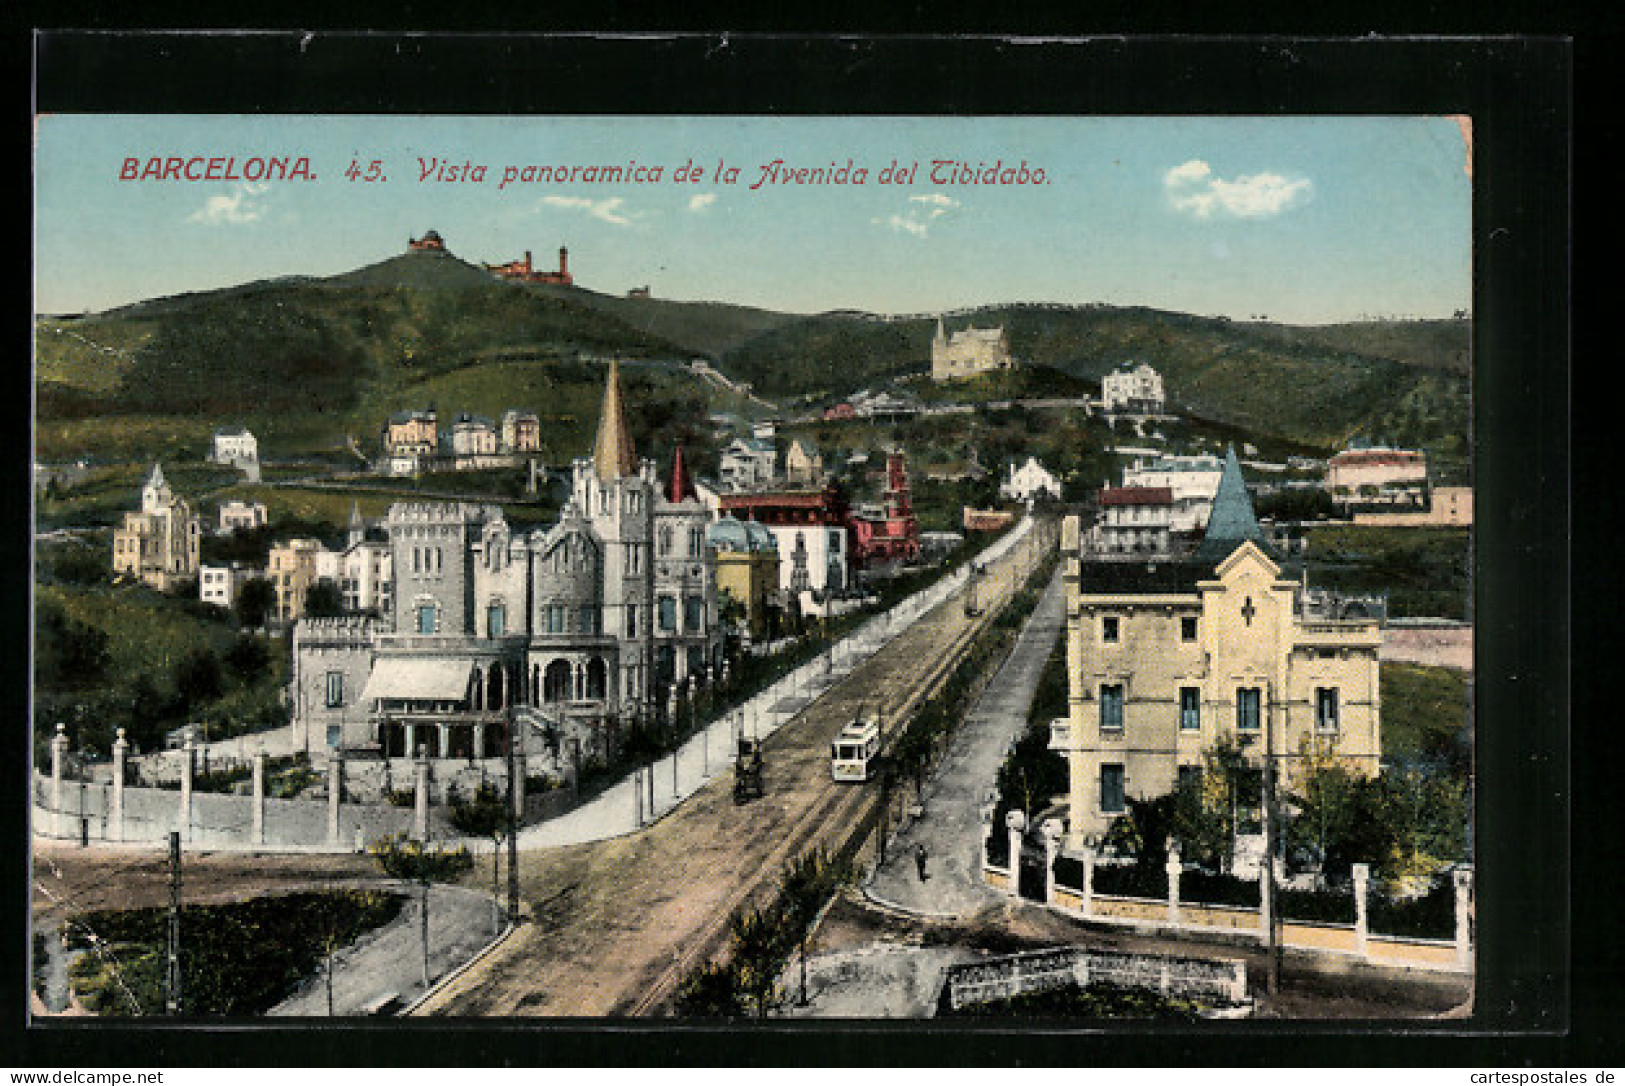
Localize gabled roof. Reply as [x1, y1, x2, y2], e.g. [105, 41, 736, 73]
[1192, 445, 1275, 566]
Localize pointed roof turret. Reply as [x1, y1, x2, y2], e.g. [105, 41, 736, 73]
[146, 462, 167, 490]
[592, 358, 638, 481]
[1192, 445, 1273, 565]
[667, 442, 697, 503]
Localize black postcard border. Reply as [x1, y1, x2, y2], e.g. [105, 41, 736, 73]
[17, 31, 1579, 1068]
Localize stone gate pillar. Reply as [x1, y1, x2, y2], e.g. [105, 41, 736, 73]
[1080, 845, 1096, 919]
[110, 729, 128, 843]
[1257, 856, 1272, 941]
[1352, 863, 1371, 958]
[178, 736, 196, 842]
[1166, 839, 1183, 926]
[1453, 866, 1474, 969]
[51, 723, 68, 838]
[1041, 819, 1063, 905]
[1004, 810, 1026, 898]
[251, 749, 266, 845]
[513, 750, 528, 821]
[412, 747, 430, 842]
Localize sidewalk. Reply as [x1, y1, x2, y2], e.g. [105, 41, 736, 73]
[268, 881, 502, 1017]
[864, 562, 1066, 918]
[508, 517, 1036, 852]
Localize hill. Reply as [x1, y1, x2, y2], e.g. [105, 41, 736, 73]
[34, 249, 1470, 466]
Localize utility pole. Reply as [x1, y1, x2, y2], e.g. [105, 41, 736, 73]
[506, 710, 519, 922]
[420, 873, 431, 989]
[1264, 697, 1282, 996]
[165, 830, 181, 1016]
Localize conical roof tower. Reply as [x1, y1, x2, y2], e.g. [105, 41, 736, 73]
[1192, 445, 1274, 565]
[667, 442, 697, 503]
[592, 358, 638, 481]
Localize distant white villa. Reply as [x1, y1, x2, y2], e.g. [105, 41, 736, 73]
[1101, 362, 1166, 415]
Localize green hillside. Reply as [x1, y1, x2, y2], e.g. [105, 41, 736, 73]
[34, 248, 1470, 466]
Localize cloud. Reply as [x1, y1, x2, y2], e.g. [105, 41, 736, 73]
[188, 183, 270, 225]
[540, 194, 640, 227]
[1163, 159, 1312, 219]
[874, 192, 959, 238]
[687, 193, 717, 212]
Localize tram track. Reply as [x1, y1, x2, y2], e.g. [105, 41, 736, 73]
[415, 522, 1055, 1017]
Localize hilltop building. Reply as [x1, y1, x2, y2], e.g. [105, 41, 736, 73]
[290, 360, 721, 762]
[407, 230, 447, 252]
[209, 427, 261, 481]
[483, 246, 573, 286]
[931, 318, 1015, 381]
[1054, 447, 1382, 851]
[1100, 362, 1167, 416]
[501, 409, 542, 454]
[784, 439, 824, 487]
[111, 464, 202, 592]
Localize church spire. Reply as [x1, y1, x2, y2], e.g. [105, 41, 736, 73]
[592, 358, 638, 481]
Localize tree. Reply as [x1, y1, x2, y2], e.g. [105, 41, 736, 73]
[303, 580, 345, 618]
[235, 577, 275, 629]
[224, 633, 271, 684]
[172, 647, 224, 711]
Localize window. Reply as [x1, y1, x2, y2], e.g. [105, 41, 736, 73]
[1316, 687, 1340, 732]
[1180, 687, 1201, 731]
[658, 525, 674, 557]
[627, 543, 643, 575]
[1236, 686, 1262, 732]
[684, 596, 704, 633]
[626, 604, 638, 639]
[689, 527, 704, 556]
[1181, 616, 1198, 642]
[416, 604, 436, 635]
[1099, 684, 1125, 732]
[578, 605, 599, 635]
[546, 604, 566, 634]
[1101, 616, 1120, 643]
[1100, 764, 1126, 814]
[658, 596, 677, 632]
[487, 602, 505, 639]
[324, 671, 344, 708]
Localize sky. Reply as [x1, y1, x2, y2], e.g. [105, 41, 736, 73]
[33, 114, 1472, 324]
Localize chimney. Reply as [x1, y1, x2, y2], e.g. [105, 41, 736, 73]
[524, 250, 532, 273]
[559, 246, 570, 278]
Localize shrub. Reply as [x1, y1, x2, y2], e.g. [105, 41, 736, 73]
[367, 833, 474, 882]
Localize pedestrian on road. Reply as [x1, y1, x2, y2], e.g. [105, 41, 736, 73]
[915, 844, 929, 881]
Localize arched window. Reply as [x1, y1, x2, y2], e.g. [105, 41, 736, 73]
[543, 659, 572, 703]
[585, 657, 608, 701]
[487, 665, 505, 710]
[487, 601, 506, 638]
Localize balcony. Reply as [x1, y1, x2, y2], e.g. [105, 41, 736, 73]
[1048, 718, 1071, 752]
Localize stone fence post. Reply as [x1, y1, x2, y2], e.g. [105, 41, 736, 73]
[51, 723, 68, 838]
[110, 729, 128, 843]
[178, 737, 195, 842]
[1352, 863, 1370, 958]
[1453, 866, 1474, 969]
[1041, 819, 1062, 905]
[1004, 810, 1026, 898]
[412, 747, 430, 842]
[1166, 839, 1183, 926]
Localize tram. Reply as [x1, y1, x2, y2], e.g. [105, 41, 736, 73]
[830, 717, 882, 783]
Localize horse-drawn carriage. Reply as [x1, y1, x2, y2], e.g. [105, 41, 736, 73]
[732, 736, 764, 804]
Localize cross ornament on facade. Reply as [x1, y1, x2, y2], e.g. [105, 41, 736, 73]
[1241, 596, 1256, 626]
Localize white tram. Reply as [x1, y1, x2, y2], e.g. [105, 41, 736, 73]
[830, 718, 882, 782]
